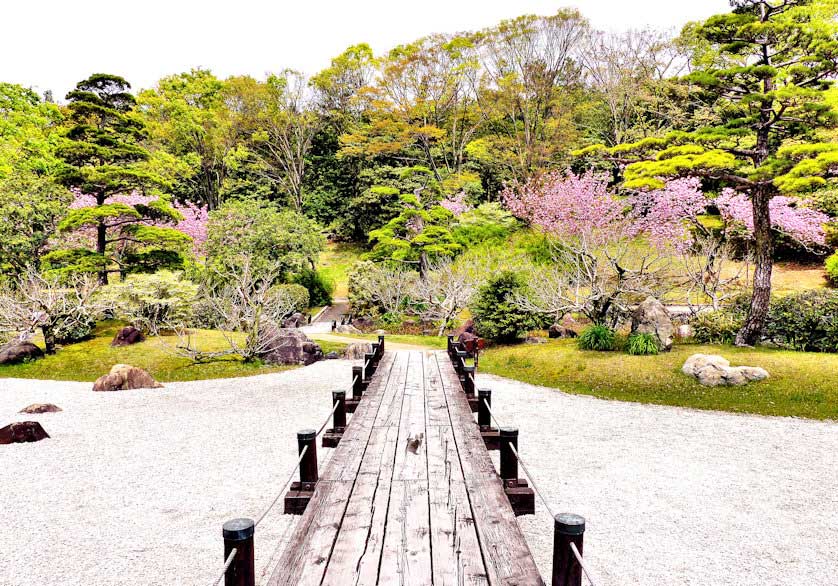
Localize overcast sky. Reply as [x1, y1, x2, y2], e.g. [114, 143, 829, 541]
[2, 0, 731, 99]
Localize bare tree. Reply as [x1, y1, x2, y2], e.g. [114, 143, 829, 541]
[415, 260, 479, 335]
[0, 269, 106, 353]
[680, 235, 751, 314]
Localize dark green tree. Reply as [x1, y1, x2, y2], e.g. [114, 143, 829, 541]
[470, 271, 541, 343]
[53, 74, 187, 283]
[576, 0, 838, 345]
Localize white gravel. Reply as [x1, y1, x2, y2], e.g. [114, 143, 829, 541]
[1, 360, 836, 586]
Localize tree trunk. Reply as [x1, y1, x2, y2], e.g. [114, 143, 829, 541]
[42, 326, 56, 355]
[735, 190, 773, 346]
[419, 251, 429, 281]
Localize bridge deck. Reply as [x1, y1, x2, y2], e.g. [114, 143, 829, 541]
[267, 350, 543, 585]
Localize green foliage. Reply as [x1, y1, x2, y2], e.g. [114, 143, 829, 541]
[577, 325, 617, 351]
[268, 284, 310, 314]
[292, 268, 333, 306]
[765, 289, 838, 353]
[98, 271, 199, 334]
[470, 271, 539, 343]
[691, 310, 745, 345]
[451, 203, 518, 248]
[827, 251, 838, 286]
[52, 312, 96, 344]
[626, 332, 660, 356]
[204, 199, 325, 279]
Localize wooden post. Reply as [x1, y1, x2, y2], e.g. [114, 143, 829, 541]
[378, 334, 385, 356]
[352, 366, 364, 396]
[447, 335, 455, 359]
[364, 352, 376, 379]
[331, 320, 337, 331]
[223, 518, 255, 586]
[552, 514, 585, 586]
[462, 366, 475, 395]
[323, 391, 346, 448]
[298, 429, 318, 485]
[478, 389, 492, 428]
[499, 427, 519, 481]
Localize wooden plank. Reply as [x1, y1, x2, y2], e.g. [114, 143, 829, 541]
[392, 353, 427, 482]
[433, 352, 545, 586]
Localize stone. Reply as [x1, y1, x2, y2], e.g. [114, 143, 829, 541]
[283, 312, 307, 328]
[110, 326, 144, 347]
[453, 319, 475, 337]
[631, 297, 675, 351]
[525, 336, 547, 344]
[258, 326, 323, 366]
[19, 403, 62, 414]
[0, 341, 44, 365]
[676, 324, 694, 339]
[548, 323, 577, 339]
[374, 329, 388, 336]
[335, 324, 362, 334]
[351, 317, 375, 331]
[0, 421, 50, 444]
[344, 342, 373, 360]
[93, 364, 164, 392]
[682, 354, 769, 387]
[324, 351, 340, 360]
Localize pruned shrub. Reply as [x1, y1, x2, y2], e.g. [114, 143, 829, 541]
[470, 271, 540, 343]
[293, 268, 333, 307]
[577, 324, 616, 351]
[691, 310, 744, 345]
[765, 289, 838, 352]
[52, 311, 96, 344]
[268, 284, 310, 315]
[99, 271, 198, 334]
[826, 251, 838, 286]
[626, 332, 660, 355]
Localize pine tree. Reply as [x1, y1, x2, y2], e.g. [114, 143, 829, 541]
[576, 0, 838, 345]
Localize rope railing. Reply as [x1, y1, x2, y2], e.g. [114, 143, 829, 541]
[315, 401, 341, 437]
[481, 397, 504, 430]
[509, 443, 556, 520]
[255, 444, 309, 527]
[570, 542, 599, 586]
[211, 548, 238, 586]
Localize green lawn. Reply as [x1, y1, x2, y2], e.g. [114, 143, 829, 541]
[318, 242, 365, 298]
[320, 333, 447, 349]
[0, 321, 297, 383]
[480, 340, 838, 420]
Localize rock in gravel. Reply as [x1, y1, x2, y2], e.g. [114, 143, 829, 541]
[682, 354, 769, 387]
[282, 312, 307, 328]
[0, 341, 44, 365]
[335, 324, 362, 334]
[258, 326, 323, 366]
[93, 364, 164, 392]
[631, 297, 675, 351]
[110, 326, 144, 347]
[19, 403, 62, 414]
[0, 421, 50, 444]
[344, 342, 373, 360]
[324, 351, 340, 360]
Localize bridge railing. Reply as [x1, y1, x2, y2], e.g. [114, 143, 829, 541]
[210, 336, 385, 586]
[446, 335, 601, 586]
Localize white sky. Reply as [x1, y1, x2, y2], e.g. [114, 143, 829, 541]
[2, 0, 731, 99]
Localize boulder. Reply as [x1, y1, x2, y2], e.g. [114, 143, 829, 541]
[525, 336, 547, 344]
[335, 324, 363, 334]
[324, 351, 340, 360]
[19, 403, 62, 414]
[110, 326, 144, 347]
[548, 323, 578, 339]
[682, 354, 769, 387]
[453, 319, 475, 337]
[351, 317, 375, 331]
[258, 326, 323, 366]
[283, 312, 307, 328]
[344, 342, 373, 360]
[631, 297, 675, 351]
[93, 364, 164, 392]
[0, 341, 44, 365]
[0, 421, 50, 444]
[374, 329, 388, 336]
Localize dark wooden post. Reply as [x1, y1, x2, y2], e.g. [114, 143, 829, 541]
[552, 513, 585, 586]
[352, 366, 364, 396]
[223, 518, 255, 586]
[332, 391, 346, 429]
[298, 429, 318, 485]
[331, 320, 337, 331]
[455, 350, 468, 374]
[378, 335, 385, 356]
[364, 352, 376, 378]
[462, 366, 475, 395]
[478, 389, 492, 428]
[499, 427, 519, 481]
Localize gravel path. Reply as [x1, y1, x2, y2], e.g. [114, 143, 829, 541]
[1, 359, 836, 585]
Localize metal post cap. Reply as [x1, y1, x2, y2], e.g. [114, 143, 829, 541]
[297, 429, 317, 441]
[222, 518, 255, 540]
[332, 390, 345, 399]
[499, 427, 518, 437]
[463, 365, 475, 372]
[554, 513, 586, 535]
[478, 388, 491, 397]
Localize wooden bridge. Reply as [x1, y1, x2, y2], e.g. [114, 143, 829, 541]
[218, 338, 590, 586]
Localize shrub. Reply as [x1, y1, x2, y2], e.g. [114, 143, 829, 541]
[99, 271, 199, 334]
[470, 271, 540, 343]
[765, 289, 838, 352]
[577, 325, 616, 351]
[691, 310, 744, 345]
[52, 311, 96, 344]
[451, 203, 518, 248]
[626, 332, 660, 355]
[826, 251, 838, 286]
[293, 268, 333, 306]
[268, 284, 310, 315]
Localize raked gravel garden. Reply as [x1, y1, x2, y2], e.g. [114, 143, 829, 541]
[2, 357, 836, 586]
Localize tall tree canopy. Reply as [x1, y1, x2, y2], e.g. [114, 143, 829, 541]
[576, 0, 838, 345]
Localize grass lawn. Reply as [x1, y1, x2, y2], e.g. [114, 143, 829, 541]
[315, 333, 448, 350]
[0, 321, 299, 383]
[318, 242, 365, 298]
[480, 340, 838, 420]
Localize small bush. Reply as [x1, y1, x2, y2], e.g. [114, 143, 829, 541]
[765, 289, 838, 352]
[626, 332, 660, 356]
[470, 271, 540, 343]
[826, 251, 838, 286]
[293, 268, 334, 307]
[99, 271, 199, 334]
[691, 310, 744, 345]
[577, 325, 616, 351]
[52, 311, 96, 344]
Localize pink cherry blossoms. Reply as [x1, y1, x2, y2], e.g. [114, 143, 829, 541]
[439, 192, 471, 216]
[631, 178, 709, 249]
[715, 189, 829, 248]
